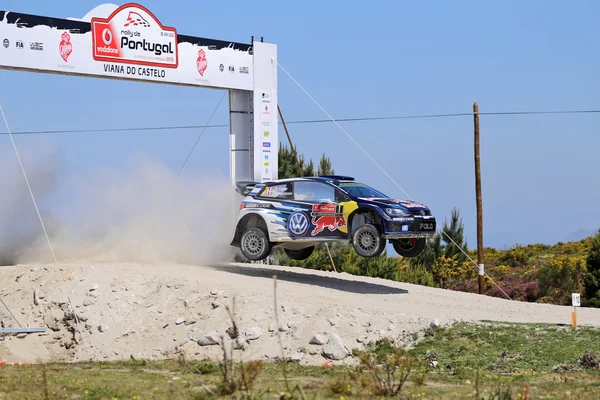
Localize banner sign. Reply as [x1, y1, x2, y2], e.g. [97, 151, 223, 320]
[0, 3, 253, 90]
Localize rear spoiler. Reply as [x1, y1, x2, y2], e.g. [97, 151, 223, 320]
[235, 181, 263, 195]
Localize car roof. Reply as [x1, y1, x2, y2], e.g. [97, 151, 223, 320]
[261, 175, 355, 185]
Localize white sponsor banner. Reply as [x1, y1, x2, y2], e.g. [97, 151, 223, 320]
[252, 42, 278, 183]
[0, 4, 253, 90]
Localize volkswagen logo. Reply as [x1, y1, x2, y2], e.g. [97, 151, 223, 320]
[288, 212, 309, 236]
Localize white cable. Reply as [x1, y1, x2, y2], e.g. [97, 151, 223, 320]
[177, 90, 227, 176]
[438, 228, 511, 300]
[277, 64, 512, 301]
[0, 106, 58, 266]
[277, 63, 413, 202]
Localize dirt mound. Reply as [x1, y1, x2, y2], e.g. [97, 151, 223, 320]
[3, 262, 600, 365]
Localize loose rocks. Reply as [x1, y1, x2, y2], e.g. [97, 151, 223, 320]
[309, 333, 329, 345]
[198, 332, 222, 346]
[246, 327, 262, 341]
[322, 334, 350, 360]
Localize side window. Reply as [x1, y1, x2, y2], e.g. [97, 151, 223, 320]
[259, 182, 293, 200]
[335, 190, 350, 203]
[293, 181, 336, 203]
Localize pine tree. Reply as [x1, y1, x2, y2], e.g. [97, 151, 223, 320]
[278, 142, 316, 178]
[411, 207, 468, 268]
[318, 154, 334, 176]
[441, 207, 468, 264]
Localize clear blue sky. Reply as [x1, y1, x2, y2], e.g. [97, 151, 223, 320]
[1, 0, 599, 249]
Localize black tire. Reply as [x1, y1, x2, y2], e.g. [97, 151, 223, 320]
[391, 238, 426, 257]
[240, 227, 271, 261]
[284, 246, 315, 261]
[352, 224, 386, 258]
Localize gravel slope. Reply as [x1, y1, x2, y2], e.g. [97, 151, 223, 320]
[1, 262, 599, 365]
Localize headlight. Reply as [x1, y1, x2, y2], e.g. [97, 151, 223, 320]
[384, 207, 409, 217]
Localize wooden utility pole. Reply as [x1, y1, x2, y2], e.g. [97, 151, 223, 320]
[277, 105, 303, 178]
[474, 102, 485, 295]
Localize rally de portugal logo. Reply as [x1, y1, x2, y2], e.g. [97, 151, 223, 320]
[91, 4, 178, 68]
[288, 212, 309, 236]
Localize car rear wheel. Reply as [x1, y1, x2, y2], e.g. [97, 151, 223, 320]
[284, 246, 315, 261]
[391, 238, 426, 257]
[240, 227, 271, 261]
[352, 224, 386, 257]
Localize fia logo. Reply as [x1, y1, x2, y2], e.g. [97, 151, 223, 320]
[288, 212, 309, 236]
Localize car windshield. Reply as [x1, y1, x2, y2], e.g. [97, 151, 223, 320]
[337, 182, 389, 198]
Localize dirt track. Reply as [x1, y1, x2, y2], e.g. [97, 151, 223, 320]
[2, 262, 600, 365]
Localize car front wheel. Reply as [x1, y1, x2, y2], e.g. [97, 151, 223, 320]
[391, 238, 426, 257]
[240, 227, 271, 261]
[352, 224, 386, 257]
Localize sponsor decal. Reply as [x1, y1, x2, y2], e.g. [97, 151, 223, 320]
[3, 39, 9, 48]
[392, 217, 414, 222]
[91, 4, 178, 68]
[263, 186, 291, 197]
[196, 49, 207, 76]
[261, 92, 270, 100]
[402, 225, 409, 232]
[243, 203, 271, 209]
[59, 32, 73, 62]
[311, 216, 346, 236]
[263, 130, 270, 137]
[16, 40, 24, 49]
[30, 42, 44, 51]
[288, 212, 309, 236]
[420, 223, 434, 231]
[395, 200, 426, 208]
[219, 63, 224, 72]
[311, 204, 342, 215]
[262, 142, 271, 148]
[264, 162, 269, 166]
[239, 66, 249, 74]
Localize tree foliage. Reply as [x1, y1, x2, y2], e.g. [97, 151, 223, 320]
[278, 142, 314, 179]
[278, 143, 334, 179]
[584, 231, 600, 306]
[317, 153, 334, 176]
[411, 207, 468, 270]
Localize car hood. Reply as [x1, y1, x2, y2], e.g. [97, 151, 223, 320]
[357, 197, 429, 210]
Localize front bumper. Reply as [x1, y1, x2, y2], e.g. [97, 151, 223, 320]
[382, 217, 437, 239]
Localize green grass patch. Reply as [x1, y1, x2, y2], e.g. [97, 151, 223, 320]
[1, 322, 600, 399]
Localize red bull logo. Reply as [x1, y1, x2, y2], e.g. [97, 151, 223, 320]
[311, 216, 346, 236]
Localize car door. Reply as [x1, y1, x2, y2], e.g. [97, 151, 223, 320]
[292, 181, 348, 238]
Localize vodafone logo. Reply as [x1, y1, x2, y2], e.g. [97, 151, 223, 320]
[102, 28, 113, 45]
[97, 28, 119, 54]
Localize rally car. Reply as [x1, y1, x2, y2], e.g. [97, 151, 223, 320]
[230, 175, 437, 261]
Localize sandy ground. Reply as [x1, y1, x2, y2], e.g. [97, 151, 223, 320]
[2, 262, 600, 365]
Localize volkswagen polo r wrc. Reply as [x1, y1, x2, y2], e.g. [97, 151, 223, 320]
[230, 175, 437, 261]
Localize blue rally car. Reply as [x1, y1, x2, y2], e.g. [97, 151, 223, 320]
[230, 175, 436, 261]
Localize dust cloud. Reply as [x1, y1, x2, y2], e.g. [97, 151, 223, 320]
[0, 144, 242, 266]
